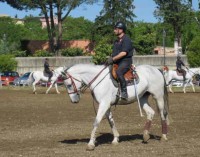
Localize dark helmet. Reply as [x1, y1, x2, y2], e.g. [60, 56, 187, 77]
[114, 21, 126, 32]
[177, 55, 181, 59]
[45, 58, 49, 61]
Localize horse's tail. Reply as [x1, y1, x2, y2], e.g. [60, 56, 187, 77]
[158, 69, 170, 125]
[28, 72, 34, 86]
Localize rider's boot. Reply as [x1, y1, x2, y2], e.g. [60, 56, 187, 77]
[121, 87, 128, 100]
[48, 76, 52, 82]
[183, 74, 186, 82]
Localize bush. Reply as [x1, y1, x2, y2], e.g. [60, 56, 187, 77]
[92, 38, 112, 65]
[187, 37, 200, 67]
[61, 48, 83, 56]
[0, 54, 17, 72]
[32, 50, 53, 57]
[11, 50, 27, 57]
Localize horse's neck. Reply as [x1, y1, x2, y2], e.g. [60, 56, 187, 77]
[70, 65, 107, 85]
[189, 68, 199, 74]
[54, 67, 63, 74]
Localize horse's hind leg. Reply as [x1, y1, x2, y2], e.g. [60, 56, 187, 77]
[32, 81, 37, 94]
[140, 93, 155, 142]
[168, 83, 174, 93]
[105, 108, 119, 145]
[155, 97, 169, 141]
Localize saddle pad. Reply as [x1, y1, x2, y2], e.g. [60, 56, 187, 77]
[176, 70, 185, 76]
[112, 64, 137, 80]
[110, 64, 139, 87]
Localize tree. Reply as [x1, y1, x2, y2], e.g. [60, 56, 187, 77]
[131, 22, 156, 55]
[0, 17, 25, 54]
[1, 0, 97, 54]
[94, 0, 135, 43]
[187, 36, 200, 67]
[23, 16, 48, 40]
[0, 54, 17, 71]
[62, 16, 94, 40]
[154, 0, 193, 54]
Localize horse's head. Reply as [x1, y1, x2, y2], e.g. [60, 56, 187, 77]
[62, 71, 83, 103]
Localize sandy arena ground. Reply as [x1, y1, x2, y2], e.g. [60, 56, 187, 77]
[0, 86, 200, 157]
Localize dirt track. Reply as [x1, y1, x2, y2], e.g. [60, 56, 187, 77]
[0, 86, 200, 157]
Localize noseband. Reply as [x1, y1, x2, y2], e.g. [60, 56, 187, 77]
[64, 73, 84, 95]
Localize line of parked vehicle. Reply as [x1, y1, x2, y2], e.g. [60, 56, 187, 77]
[1, 71, 199, 87]
[0, 71, 64, 86]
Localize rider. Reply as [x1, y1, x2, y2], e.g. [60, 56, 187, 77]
[176, 55, 187, 81]
[44, 58, 53, 82]
[106, 21, 133, 100]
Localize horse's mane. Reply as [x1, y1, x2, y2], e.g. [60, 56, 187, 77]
[68, 64, 105, 73]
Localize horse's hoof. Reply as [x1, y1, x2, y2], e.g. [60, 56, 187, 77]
[160, 134, 168, 142]
[57, 92, 60, 94]
[112, 137, 119, 145]
[86, 144, 95, 151]
[143, 130, 150, 142]
[112, 140, 119, 145]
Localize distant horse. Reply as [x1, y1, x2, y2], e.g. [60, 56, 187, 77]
[28, 67, 65, 94]
[62, 64, 169, 150]
[163, 66, 200, 93]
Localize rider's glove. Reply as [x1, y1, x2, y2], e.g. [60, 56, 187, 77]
[105, 57, 113, 65]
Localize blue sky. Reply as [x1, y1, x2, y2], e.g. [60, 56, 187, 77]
[0, 0, 199, 23]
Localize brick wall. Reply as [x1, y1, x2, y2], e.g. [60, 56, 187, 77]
[21, 40, 95, 54]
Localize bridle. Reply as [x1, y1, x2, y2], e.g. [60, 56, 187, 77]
[63, 65, 108, 95]
[64, 72, 85, 95]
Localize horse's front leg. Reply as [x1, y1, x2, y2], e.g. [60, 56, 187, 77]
[105, 108, 119, 145]
[46, 81, 55, 94]
[87, 101, 110, 151]
[190, 82, 195, 92]
[54, 83, 60, 94]
[182, 82, 186, 93]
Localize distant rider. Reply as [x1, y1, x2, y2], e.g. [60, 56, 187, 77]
[176, 55, 187, 81]
[44, 58, 53, 82]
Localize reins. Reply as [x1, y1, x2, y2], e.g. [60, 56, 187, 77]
[79, 65, 108, 93]
[64, 65, 108, 94]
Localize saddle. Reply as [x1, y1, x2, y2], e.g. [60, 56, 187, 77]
[43, 70, 52, 77]
[176, 69, 186, 76]
[111, 64, 139, 87]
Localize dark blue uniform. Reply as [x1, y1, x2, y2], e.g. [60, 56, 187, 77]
[112, 34, 133, 91]
[176, 58, 186, 80]
[44, 60, 53, 81]
[176, 59, 185, 70]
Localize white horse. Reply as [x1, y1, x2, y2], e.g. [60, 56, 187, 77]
[28, 67, 65, 94]
[163, 66, 200, 93]
[62, 64, 169, 150]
